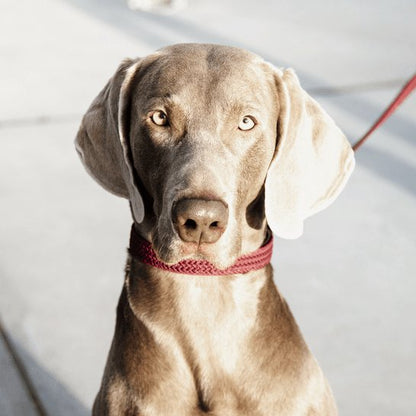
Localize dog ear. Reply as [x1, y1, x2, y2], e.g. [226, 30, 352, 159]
[265, 68, 355, 239]
[75, 58, 145, 223]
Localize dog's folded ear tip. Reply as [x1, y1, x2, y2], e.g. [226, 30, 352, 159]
[273, 230, 304, 240]
[266, 216, 304, 240]
[74, 136, 85, 160]
[133, 211, 145, 224]
[347, 149, 356, 171]
[130, 195, 145, 223]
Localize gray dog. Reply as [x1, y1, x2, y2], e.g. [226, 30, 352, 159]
[75, 44, 354, 415]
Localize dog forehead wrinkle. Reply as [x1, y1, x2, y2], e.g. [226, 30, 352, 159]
[153, 54, 209, 92]
[158, 43, 260, 72]
[152, 45, 264, 96]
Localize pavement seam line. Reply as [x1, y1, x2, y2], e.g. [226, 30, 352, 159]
[0, 320, 49, 416]
[0, 114, 82, 129]
[308, 78, 408, 96]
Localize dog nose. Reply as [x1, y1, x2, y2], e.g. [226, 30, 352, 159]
[172, 199, 228, 244]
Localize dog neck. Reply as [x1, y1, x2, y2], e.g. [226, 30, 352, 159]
[128, 224, 273, 276]
[123, 225, 292, 399]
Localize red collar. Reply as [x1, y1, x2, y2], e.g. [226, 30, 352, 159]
[129, 225, 273, 276]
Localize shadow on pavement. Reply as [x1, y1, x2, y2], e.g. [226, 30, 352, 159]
[1, 327, 89, 416]
[355, 146, 416, 196]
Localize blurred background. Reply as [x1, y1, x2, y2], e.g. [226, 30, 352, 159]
[0, 0, 415, 415]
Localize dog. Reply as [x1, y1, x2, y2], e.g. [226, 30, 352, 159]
[75, 43, 355, 415]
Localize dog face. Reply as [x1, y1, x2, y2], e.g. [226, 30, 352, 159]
[75, 44, 354, 268]
[128, 45, 277, 266]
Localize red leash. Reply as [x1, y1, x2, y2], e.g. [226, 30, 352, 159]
[352, 73, 416, 151]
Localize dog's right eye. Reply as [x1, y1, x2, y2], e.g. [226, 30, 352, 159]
[151, 111, 169, 126]
[238, 116, 256, 131]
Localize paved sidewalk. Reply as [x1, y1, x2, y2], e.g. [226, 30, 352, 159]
[1, 0, 415, 415]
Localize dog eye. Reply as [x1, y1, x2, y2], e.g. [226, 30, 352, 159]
[151, 110, 168, 126]
[238, 116, 255, 131]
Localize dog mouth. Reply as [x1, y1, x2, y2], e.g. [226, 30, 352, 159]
[148, 196, 235, 267]
[178, 241, 225, 262]
[151, 231, 238, 269]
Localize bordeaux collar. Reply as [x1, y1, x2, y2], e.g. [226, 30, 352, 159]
[129, 225, 273, 276]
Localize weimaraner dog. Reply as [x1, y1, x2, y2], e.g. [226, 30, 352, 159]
[75, 44, 355, 415]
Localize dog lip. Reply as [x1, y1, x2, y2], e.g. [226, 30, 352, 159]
[178, 241, 238, 269]
[151, 226, 236, 268]
[153, 238, 236, 269]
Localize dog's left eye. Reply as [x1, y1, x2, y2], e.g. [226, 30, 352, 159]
[238, 116, 255, 131]
[151, 110, 169, 126]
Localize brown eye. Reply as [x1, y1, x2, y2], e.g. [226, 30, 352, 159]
[238, 116, 255, 131]
[151, 110, 168, 126]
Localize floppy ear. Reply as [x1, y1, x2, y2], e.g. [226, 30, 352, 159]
[265, 68, 355, 239]
[75, 58, 145, 223]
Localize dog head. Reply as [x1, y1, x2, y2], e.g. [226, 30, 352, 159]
[75, 44, 354, 268]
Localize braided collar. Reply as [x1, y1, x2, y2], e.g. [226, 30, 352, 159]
[128, 225, 273, 276]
